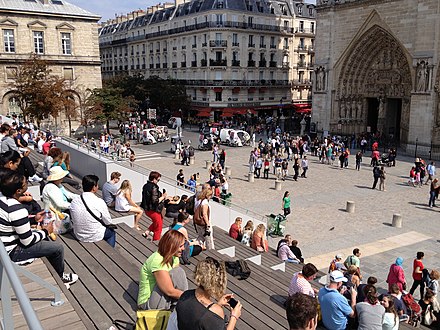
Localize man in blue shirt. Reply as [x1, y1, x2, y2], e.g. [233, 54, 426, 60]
[318, 270, 357, 330]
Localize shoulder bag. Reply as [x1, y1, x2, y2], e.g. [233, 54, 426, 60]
[80, 194, 117, 230]
[193, 202, 208, 226]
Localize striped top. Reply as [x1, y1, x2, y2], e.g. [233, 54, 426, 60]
[0, 196, 47, 254]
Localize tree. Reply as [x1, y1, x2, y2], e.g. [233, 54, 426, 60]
[12, 54, 70, 124]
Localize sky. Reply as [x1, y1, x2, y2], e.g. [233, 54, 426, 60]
[68, 0, 316, 22]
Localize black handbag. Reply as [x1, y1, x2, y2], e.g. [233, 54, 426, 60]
[80, 194, 117, 230]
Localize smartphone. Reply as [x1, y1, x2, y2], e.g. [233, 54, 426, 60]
[228, 298, 238, 308]
[163, 189, 166, 194]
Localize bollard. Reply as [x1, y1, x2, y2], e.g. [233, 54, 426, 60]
[346, 201, 355, 213]
[275, 180, 282, 191]
[189, 156, 195, 165]
[392, 214, 402, 228]
[225, 166, 232, 175]
[205, 160, 211, 169]
[248, 173, 254, 183]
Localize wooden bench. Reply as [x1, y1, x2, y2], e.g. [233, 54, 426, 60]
[44, 233, 140, 330]
[116, 222, 290, 330]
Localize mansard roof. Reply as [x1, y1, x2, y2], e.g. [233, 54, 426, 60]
[0, 0, 100, 19]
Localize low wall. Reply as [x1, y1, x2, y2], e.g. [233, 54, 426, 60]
[56, 139, 267, 233]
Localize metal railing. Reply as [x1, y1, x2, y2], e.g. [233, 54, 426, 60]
[57, 136, 269, 225]
[0, 241, 64, 329]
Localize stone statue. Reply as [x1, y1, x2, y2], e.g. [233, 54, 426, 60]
[378, 97, 385, 118]
[357, 100, 363, 119]
[340, 100, 345, 118]
[416, 61, 428, 92]
[316, 68, 325, 91]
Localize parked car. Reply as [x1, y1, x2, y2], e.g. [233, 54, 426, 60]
[141, 128, 158, 144]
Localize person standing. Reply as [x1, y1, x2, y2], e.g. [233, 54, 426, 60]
[176, 169, 185, 187]
[355, 151, 362, 171]
[429, 178, 439, 208]
[409, 251, 425, 299]
[219, 149, 226, 169]
[194, 186, 215, 250]
[379, 166, 386, 191]
[300, 156, 308, 178]
[426, 161, 436, 185]
[372, 165, 381, 190]
[283, 191, 291, 217]
[263, 157, 270, 179]
[293, 158, 300, 181]
[344, 248, 362, 280]
[141, 171, 168, 241]
[386, 257, 406, 293]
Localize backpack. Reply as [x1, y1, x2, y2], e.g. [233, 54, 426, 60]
[225, 260, 251, 280]
[185, 195, 196, 215]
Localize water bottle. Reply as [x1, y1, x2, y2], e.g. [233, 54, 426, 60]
[42, 209, 52, 226]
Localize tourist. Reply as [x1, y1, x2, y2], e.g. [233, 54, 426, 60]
[141, 171, 167, 241]
[263, 157, 270, 179]
[372, 165, 381, 189]
[386, 257, 407, 293]
[329, 254, 346, 273]
[429, 178, 439, 208]
[355, 151, 362, 171]
[281, 158, 289, 180]
[164, 195, 185, 219]
[240, 220, 253, 246]
[419, 290, 438, 327]
[345, 265, 361, 291]
[426, 161, 436, 185]
[290, 239, 304, 263]
[389, 284, 409, 321]
[355, 285, 385, 330]
[381, 295, 400, 330]
[194, 185, 215, 250]
[293, 157, 300, 181]
[283, 191, 291, 217]
[357, 276, 378, 304]
[286, 293, 318, 330]
[102, 171, 121, 207]
[70, 175, 116, 247]
[344, 248, 362, 279]
[219, 149, 226, 169]
[255, 156, 263, 178]
[115, 179, 143, 231]
[318, 270, 356, 330]
[52, 151, 81, 189]
[229, 217, 243, 241]
[43, 147, 62, 180]
[175, 257, 242, 330]
[409, 251, 425, 298]
[425, 269, 440, 312]
[250, 223, 268, 252]
[177, 169, 185, 186]
[278, 238, 300, 264]
[0, 171, 78, 286]
[186, 174, 197, 192]
[137, 230, 188, 310]
[379, 166, 386, 191]
[42, 166, 77, 213]
[170, 212, 203, 259]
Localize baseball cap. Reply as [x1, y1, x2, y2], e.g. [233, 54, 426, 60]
[335, 254, 343, 260]
[329, 270, 348, 283]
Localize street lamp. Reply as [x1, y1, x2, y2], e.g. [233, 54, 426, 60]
[414, 137, 418, 158]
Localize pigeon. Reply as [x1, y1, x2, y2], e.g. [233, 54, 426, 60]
[329, 227, 335, 231]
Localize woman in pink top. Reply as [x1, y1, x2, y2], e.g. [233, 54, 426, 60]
[386, 257, 406, 292]
[288, 263, 319, 297]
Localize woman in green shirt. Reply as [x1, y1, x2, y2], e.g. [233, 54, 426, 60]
[137, 230, 188, 310]
[283, 191, 291, 217]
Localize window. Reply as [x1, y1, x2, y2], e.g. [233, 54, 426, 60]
[311, 22, 315, 34]
[248, 16, 253, 26]
[270, 36, 275, 47]
[309, 7, 314, 17]
[215, 91, 222, 101]
[6, 66, 17, 80]
[298, 5, 302, 15]
[232, 33, 238, 44]
[3, 29, 15, 53]
[299, 21, 304, 32]
[232, 51, 238, 61]
[284, 21, 289, 30]
[216, 14, 223, 26]
[61, 32, 71, 55]
[33, 31, 44, 54]
[63, 67, 73, 80]
[260, 36, 264, 46]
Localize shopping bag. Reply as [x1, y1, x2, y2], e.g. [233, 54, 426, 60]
[135, 309, 171, 330]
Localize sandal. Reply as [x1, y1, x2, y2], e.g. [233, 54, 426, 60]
[136, 226, 141, 231]
[142, 231, 149, 238]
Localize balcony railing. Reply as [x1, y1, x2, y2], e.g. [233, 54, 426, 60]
[210, 40, 227, 47]
[270, 44, 277, 49]
[172, 62, 177, 68]
[232, 42, 240, 47]
[293, 79, 312, 86]
[182, 79, 291, 86]
[248, 60, 255, 67]
[259, 60, 267, 67]
[259, 44, 266, 48]
[192, 44, 197, 48]
[282, 62, 290, 68]
[202, 42, 207, 47]
[163, 63, 168, 69]
[173, 46, 177, 51]
[248, 43, 255, 48]
[269, 61, 277, 67]
[210, 59, 227, 66]
[201, 59, 207, 66]
[149, 64, 154, 69]
[156, 63, 160, 68]
[231, 60, 240, 67]
[297, 61, 307, 68]
[191, 61, 197, 67]
[181, 62, 187, 68]
[295, 28, 315, 35]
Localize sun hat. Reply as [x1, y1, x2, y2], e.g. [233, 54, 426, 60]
[47, 166, 69, 181]
[329, 270, 348, 283]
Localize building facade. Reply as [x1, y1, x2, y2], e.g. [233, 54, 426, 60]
[99, 0, 315, 121]
[312, 0, 440, 156]
[0, 0, 102, 131]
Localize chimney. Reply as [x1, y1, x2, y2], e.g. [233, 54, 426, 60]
[175, 0, 186, 6]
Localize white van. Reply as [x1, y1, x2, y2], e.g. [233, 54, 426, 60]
[141, 128, 158, 144]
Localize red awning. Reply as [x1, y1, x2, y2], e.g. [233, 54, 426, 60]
[294, 103, 312, 108]
[296, 108, 312, 114]
[293, 103, 312, 114]
[232, 87, 240, 93]
[198, 111, 211, 117]
[213, 87, 223, 92]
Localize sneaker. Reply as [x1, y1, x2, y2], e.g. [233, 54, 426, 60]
[62, 273, 79, 285]
[29, 174, 43, 182]
[15, 258, 35, 266]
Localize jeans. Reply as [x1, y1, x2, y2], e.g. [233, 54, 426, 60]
[372, 176, 379, 189]
[103, 227, 116, 248]
[356, 161, 361, 171]
[286, 258, 300, 264]
[429, 191, 437, 207]
[9, 239, 64, 277]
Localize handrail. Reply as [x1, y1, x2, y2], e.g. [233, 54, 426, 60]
[58, 135, 268, 224]
[0, 241, 43, 330]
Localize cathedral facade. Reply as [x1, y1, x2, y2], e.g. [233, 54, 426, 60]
[312, 0, 440, 157]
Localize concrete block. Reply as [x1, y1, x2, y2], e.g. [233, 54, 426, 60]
[270, 263, 286, 272]
[246, 254, 261, 266]
[218, 246, 236, 258]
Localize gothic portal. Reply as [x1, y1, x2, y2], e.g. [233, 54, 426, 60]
[313, 0, 440, 157]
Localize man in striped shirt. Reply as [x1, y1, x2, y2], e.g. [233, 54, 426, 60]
[0, 171, 78, 286]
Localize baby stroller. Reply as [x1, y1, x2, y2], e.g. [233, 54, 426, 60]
[379, 153, 390, 166]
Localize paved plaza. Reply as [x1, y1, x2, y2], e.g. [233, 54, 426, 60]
[131, 128, 440, 298]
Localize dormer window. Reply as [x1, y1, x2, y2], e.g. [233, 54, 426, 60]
[217, 0, 224, 9]
[309, 7, 314, 16]
[298, 5, 302, 15]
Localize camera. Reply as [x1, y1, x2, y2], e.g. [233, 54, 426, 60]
[203, 230, 211, 237]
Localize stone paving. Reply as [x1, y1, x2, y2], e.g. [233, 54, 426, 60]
[132, 128, 440, 299]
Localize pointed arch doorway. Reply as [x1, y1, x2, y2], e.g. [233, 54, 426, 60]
[335, 25, 412, 144]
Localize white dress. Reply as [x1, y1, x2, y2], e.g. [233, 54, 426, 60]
[115, 191, 131, 212]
